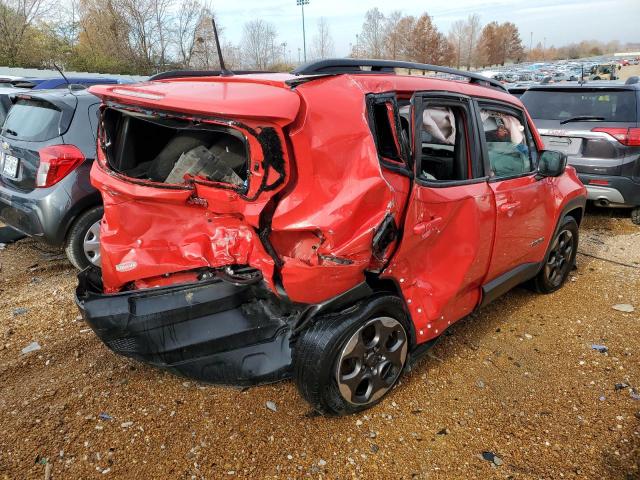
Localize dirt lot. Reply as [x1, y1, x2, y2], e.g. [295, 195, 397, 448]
[1, 212, 639, 480]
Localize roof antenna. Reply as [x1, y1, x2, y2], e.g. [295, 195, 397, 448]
[211, 16, 233, 77]
[53, 62, 70, 86]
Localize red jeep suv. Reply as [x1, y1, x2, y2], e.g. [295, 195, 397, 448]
[76, 60, 587, 415]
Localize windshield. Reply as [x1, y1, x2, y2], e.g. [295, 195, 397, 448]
[1, 98, 62, 141]
[521, 90, 637, 122]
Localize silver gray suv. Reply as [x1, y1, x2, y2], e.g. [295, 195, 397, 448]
[521, 78, 640, 224]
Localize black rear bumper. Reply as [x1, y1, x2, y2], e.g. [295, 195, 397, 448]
[75, 268, 295, 386]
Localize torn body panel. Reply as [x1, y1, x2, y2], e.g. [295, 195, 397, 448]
[270, 76, 408, 303]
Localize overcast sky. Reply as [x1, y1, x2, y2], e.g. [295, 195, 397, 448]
[215, 0, 639, 60]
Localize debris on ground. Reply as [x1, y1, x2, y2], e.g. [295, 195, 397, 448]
[266, 401, 277, 412]
[21, 341, 41, 354]
[481, 451, 503, 466]
[591, 344, 609, 353]
[99, 413, 113, 421]
[12, 307, 28, 317]
[615, 382, 630, 391]
[612, 304, 635, 313]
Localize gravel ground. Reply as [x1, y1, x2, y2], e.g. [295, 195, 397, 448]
[0, 211, 639, 480]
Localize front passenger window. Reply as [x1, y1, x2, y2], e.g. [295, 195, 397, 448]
[480, 109, 532, 177]
[406, 103, 470, 182]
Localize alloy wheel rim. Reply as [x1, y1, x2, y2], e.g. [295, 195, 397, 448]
[336, 316, 408, 405]
[544, 229, 574, 287]
[83, 221, 102, 267]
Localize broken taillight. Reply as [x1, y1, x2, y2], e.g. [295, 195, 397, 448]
[592, 127, 640, 147]
[36, 145, 85, 188]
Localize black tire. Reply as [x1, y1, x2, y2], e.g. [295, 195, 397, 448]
[293, 295, 411, 416]
[632, 207, 640, 226]
[64, 206, 104, 270]
[531, 216, 578, 294]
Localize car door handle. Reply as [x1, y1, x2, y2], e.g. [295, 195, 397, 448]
[413, 217, 443, 237]
[499, 201, 521, 213]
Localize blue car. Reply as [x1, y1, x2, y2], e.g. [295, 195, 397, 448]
[32, 77, 135, 90]
[8, 77, 135, 90]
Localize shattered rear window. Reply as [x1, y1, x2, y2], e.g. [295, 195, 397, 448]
[101, 108, 249, 189]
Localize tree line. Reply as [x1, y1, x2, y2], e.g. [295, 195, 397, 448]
[0, 1, 635, 75]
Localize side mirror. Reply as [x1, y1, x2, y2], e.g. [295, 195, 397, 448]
[537, 150, 567, 178]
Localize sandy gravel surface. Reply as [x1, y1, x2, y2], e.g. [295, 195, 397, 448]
[0, 212, 639, 479]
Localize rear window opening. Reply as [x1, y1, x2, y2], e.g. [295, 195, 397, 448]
[2, 98, 64, 142]
[102, 108, 249, 188]
[521, 89, 637, 123]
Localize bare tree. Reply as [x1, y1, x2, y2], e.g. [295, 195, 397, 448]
[383, 10, 403, 60]
[464, 14, 481, 69]
[359, 7, 385, 58]
[120, 0, 173, 71]
[448, 19, 466, 69]
[0, 0, 53, 65]
[152, 0, 173, 69]
[311, 17, 334, 60]
[241, 19, 277, 70]
[175, 0, 209, 67]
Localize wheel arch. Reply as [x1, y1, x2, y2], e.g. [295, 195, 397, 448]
[564, 206, 584, 227]
[59, 193, 103, 245]
[292, 276, 418, 350]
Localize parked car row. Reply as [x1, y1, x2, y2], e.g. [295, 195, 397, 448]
[479, 56, 633, 86]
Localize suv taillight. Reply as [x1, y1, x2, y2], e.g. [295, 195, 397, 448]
[36, 145, 85, 188]
[592, 127, 640, 146]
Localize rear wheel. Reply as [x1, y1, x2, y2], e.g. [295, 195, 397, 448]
[531, 216, 578, 294]
[293, 296, 410, 416]
[631, 207, 640, 226]
[64, 206, 104, 270]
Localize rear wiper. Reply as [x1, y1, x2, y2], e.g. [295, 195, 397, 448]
[3, 128, 18, 136]
[559, 116, 605, 125]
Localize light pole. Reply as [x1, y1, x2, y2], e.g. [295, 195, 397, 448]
[297, 0, 309, 63]
[529, 32, 533, 57]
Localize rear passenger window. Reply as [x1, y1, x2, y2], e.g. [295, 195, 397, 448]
[415, 103, 470, 182]
[367, 95, 407, 167]
[371, 102, 401, 160]
[480, 109, 533, 178]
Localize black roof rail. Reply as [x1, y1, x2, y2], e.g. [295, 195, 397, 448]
[291, 58, 508, 92]
[149, 69, 270, 81]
